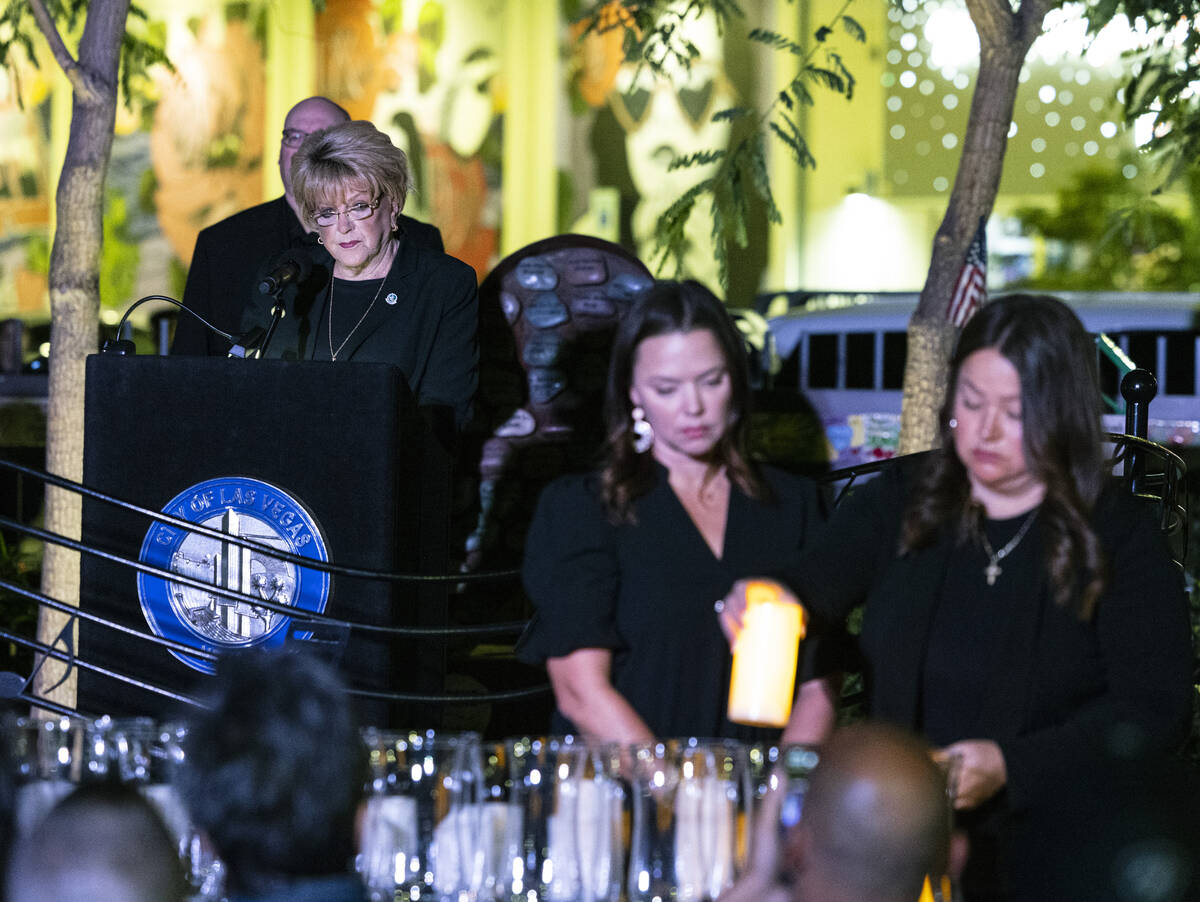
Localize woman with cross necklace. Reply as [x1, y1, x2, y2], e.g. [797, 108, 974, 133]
[719, 294, 1192, 901]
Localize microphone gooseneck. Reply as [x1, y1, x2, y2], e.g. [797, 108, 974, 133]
[102, 295, 235, 355]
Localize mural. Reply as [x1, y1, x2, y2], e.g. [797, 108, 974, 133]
[150, 15, 267, 271]
[565, 4, 736, 292]
[0, 56, 51, 320]
[316, 0, 503, 280]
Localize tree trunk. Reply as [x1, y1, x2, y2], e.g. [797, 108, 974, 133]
[34, 0, 130, 708]
[898, 0, 1056, 454]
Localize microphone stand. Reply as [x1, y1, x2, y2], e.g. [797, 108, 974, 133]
[230, 295, 286, 359]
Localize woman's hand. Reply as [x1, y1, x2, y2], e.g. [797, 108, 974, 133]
[933, 739, 1007, 810]
[716, 578, 799, 645]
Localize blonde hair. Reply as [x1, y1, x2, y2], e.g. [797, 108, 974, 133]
[291, 120, 411, 225]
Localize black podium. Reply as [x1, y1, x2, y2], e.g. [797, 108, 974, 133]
[77, 355, 442, 725]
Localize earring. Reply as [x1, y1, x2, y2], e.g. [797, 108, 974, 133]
[631, 407, 654, 454]
[317, 236, 324, 245]
[948, 418, 958, 429]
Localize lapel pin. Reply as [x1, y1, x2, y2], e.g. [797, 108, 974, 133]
[385, 292, 398, 305]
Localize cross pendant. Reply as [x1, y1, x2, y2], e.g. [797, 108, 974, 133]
[985, 561, 1001, 586]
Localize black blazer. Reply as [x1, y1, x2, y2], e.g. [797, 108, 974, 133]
[242, 236, 479, 428]
[173, 195, 443, 356]
[784, 453, 1192, 808]
[784, 454, 1193, 895]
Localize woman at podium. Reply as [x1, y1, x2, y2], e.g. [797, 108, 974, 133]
[243, 120, 478, 428]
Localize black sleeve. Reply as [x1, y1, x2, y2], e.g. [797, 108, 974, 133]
[516, 476, 624, 664]
[401, 217, 444, 253]
[778, 463, 908, 626]
[173, 231, 218, 356]
[767, 467, 860, 682]
[419, 260, 479, 428]
[999, 492, 1194, 811]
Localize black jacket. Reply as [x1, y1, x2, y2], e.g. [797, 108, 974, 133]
[173, 195, 442, 356]
[240, 235, 478, 428]
[783, 452, 1193, 898]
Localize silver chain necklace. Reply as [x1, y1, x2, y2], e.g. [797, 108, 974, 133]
[328, 276, 385, 361]
[980, 509, 1038, 586]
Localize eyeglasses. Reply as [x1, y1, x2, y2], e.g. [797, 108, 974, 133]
[281, 129, 313, 149]
[312, 199, 381, 228]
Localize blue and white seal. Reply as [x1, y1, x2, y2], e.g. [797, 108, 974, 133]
[137, 476, 330, 673]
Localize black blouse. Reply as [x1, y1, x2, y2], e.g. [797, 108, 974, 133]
[517, 464, 824, 739]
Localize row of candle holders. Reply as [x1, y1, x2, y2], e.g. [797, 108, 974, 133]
[3, 716, 820, 902]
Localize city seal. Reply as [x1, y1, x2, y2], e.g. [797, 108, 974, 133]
[137, 476, 331, 673]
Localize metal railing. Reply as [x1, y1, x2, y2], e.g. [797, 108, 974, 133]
[0, 370, 1187, 720]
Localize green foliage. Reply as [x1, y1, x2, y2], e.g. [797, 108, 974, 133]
[379, 0, 404, 36]
[667, 149, 726, 171]
[0, 0, 170, 109]
[1011, 165, 1200, 290]
[574, 0, 861, 287]
[652, 177, 714, 276]
[100, 187, 139, 309]
[0, 531, 40, 678]
[1082, 0, 1200, 190]
[119, 8, 171, 103]
[748, 28, 804, 55]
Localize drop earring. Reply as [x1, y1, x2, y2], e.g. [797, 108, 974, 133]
[631, 406, 654, 454]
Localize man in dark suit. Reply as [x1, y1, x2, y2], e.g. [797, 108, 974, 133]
[172, 96, 442, 355]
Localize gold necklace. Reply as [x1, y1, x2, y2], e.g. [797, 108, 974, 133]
[979, 509, 1038, 586]
[328, 275, 386, 361]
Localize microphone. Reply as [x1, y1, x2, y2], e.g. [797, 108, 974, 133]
[257, 251, 312, 295]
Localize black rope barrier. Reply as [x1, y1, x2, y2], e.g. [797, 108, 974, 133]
[15, 692, 80, 720]
[0, 457, 520, 585]
[0, 575, 220, 661]
[1, 430, 1184, 713]
[0, 627, 202, 708]
[0, 514, 529, 639]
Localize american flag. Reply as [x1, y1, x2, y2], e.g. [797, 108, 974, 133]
[947, 218, 987, 327]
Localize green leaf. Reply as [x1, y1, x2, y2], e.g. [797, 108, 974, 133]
[748, 27, 803, 55]
[842, 16, 866, 43]
[805, 64, 845, 94]
[828, 51, 856, 101]
[711, 106, 752, 122]
[787, 74, 815, 107]
[668, 149, 726, 171]
[747, 132, 782, 224]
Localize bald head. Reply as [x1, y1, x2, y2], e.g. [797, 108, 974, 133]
[6, 783, 185, 902]
[789, 723, 951, 902]
[280, 96, 350, 204]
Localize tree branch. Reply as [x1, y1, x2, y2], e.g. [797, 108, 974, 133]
[962, 0, 1014, 49]
[1015, 0, 1060, 48]
[27, 0, 98, 102]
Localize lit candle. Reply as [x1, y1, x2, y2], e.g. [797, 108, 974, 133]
[726, 581, 806, 727]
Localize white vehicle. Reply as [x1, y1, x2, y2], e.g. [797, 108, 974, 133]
[762, 291, 1200, 468]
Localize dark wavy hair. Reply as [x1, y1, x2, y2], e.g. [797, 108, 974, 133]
[179, 649, 366, 896]
[599, 280, 766, 522]
[899, 294, 1107, 618]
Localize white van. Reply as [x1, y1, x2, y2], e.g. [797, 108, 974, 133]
[761, 291, 1200, 469]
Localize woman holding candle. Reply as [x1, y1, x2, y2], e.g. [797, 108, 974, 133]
[517, 280, 836, 743]
[720, 294, 1193, 901]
